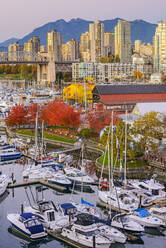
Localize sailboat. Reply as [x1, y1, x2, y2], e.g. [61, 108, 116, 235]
[98, 112, 139, 212]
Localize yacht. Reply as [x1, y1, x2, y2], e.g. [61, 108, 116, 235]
[24, 200, 71, 230]
[111, 213, 144, 232]
[47, 172, 72, 188]
[64, 167, 94, 185]
[98, 187, 139, 212]
[128, 175, 166, 200]
[0, 172, 9, 196]
[0, 148, 21, 161]
[61, 214, 112, 248]
[7, 212, 47, 240]
[128, 208, 164, 227]
[149, 206, 166, 224]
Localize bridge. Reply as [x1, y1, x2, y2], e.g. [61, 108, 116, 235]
[0, 51, 74, 85]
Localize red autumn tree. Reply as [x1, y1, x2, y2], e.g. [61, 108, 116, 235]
[5, 104, 28, 127]
[42, 100, 81, 128]
[85, 109, 113, 132]
[27, 103, 44, 125]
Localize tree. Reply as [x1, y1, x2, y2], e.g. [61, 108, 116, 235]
[134, 71, 143, 80]
[85, 109, 113, 132]
[42, 100, 81, 128]
[131, 111, 163, 153]
[6, 104, 28, 127]
[100, 120, 135, 163]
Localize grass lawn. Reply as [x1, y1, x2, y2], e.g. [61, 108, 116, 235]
[16, 129, 75, 144]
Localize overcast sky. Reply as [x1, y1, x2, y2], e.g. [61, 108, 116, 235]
[0, 0, 165, 42]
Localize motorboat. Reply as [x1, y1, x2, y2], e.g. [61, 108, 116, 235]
[7, 212, 47, 240]
[97, 223, 126, 244]
[23, 160, 56, 178]
[111, 213, 144, 232]
[47, 172, 72, 188]
[64, 167, 94, 185]
[24, 200, 71, 230]
[0, 172, 9, 196]
[128, 208, 164, 227]
[0, 148, 21, 161]
[128, 175, 166, 200]
[61, 214, 112, 248]
[149, 206, 166, 224]
[98, 188, 139, 212]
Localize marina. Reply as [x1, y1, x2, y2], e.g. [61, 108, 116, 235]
[0, 85, 166, 248]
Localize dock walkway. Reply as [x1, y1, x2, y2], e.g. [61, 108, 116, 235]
[7, 179, 66, 192]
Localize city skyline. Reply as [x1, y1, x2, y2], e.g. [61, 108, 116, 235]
[0, 0, 166, 42]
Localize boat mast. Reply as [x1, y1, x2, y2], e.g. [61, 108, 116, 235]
[34, 111, 38, 161]
[124, 110, 127, 186]
[111, 111, 114, 185]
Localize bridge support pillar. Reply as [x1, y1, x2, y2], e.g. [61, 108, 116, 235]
[37, 62, 56, 87]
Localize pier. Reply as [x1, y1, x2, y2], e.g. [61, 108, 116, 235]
[7, 179, 66, 192]
[97, 201, 128, 214]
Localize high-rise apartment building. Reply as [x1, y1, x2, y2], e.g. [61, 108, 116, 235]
[135, 40, 141, 53]
[154, 21, 166, 72]
[47, 30, 62, 62]
[104, 32, 115, 57]
[89, 20, 104, 62]
[80, 32, 90, 62]
[114, 20, 132, 63]
[24, 36, 40, 54]
[8, 42, 23, 61]
[62, 39, 79, 61]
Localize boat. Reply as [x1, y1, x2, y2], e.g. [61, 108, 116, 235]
[47, 172, 72, 188]
[64, 167, 94, 185]
[97, 223, 126, 244]
[128, 208, 164, 227]
[61, 214, 112, 248]
[0, 172, 9, 196]
[7, 212, 47, 240]
[149, 206, 166, 224]
[0, 148, 21, 161]
[98, 188, 139, 212]
[24, 200, 72, 230]
[128, 175, 166, 200]
[111, 213, 144, 232]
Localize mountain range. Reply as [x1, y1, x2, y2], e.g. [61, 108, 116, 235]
[0, 18, 157, 49]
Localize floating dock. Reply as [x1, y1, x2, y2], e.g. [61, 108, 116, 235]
[7, 179, 66, 192]
[97, 201, 128, 214]
[47, 229, 88, 248]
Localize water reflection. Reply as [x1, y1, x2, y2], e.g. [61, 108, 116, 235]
[8, 227, 53, 248]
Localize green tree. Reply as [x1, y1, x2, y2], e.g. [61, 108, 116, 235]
[101, 120, 135, 165]
[131, 111, 163, 153]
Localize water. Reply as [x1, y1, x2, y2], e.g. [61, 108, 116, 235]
[1, 161, 166, 248]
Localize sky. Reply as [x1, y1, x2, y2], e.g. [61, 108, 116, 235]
[0, 0, 166, 42]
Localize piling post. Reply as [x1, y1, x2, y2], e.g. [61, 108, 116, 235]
[21, 204, 24, 214]
[93, 236, 96, 248]
[11, 173, 14, 183]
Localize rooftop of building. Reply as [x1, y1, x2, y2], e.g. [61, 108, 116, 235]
[93, 84, 166, 95]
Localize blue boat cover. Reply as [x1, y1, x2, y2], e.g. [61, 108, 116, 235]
[61, 203, 76, 210]
[55, 164, 63, 169]
[81, 198, 94, 207]
[20, 213, 37, 220]
[134, 208, 150, 218]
